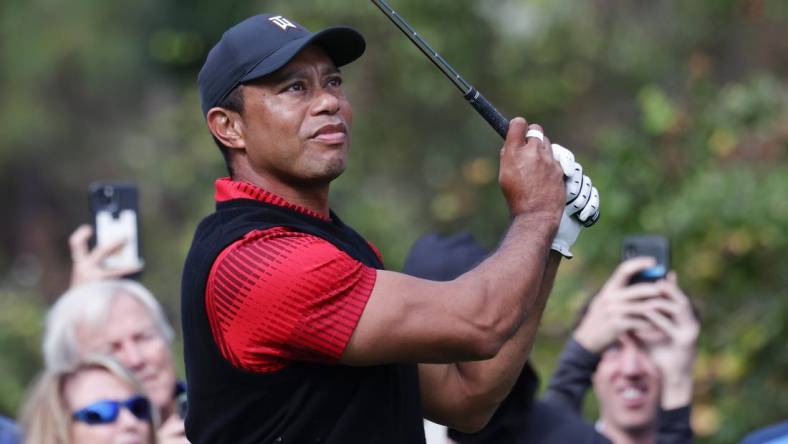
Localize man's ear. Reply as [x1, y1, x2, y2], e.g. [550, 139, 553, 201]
[206, 107, 245, 150]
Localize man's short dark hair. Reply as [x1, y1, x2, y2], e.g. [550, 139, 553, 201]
[212, 86, 245, 176]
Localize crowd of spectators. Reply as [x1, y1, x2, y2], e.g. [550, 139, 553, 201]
[1, 221, 782, 444]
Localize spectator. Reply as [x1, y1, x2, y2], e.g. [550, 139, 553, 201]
[741, 421, 788, 444]
[44, 226, 188, 444]
[0, 417, 20, 444]
[543, 258, 699, 444]
[19, 354, 157, 444]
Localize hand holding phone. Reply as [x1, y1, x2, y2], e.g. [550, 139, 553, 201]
[88, 181, 144, 276]
[69, 225, 144, 286]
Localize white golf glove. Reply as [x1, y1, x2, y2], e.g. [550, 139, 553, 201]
[550, 143, 600, 258]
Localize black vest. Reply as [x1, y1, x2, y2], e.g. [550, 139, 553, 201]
[181, 198, 425, 444]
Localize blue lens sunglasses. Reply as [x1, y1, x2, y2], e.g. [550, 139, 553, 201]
[72, 395, 152, 425]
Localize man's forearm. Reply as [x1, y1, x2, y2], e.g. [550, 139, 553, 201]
[431, 252, 561, 429]
[454, 214, 558, 346]
[462, 252, 560, 396]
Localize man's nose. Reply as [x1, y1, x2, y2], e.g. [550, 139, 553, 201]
[312, 88, 340, 114]
[620, 347, 647, 375]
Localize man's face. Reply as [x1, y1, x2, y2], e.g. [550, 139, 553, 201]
[238, 44, 352, 187]
[593, 333, 661, 433]
[76, 293, 177, 413]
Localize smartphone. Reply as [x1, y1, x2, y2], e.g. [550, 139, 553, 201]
[89, 181, 144, 273]
[622, 235, 669, 284]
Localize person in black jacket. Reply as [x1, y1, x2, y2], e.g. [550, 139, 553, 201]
[549, 258, 698, 444]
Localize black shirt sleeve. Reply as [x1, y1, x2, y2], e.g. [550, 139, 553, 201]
[448, 356, 613, 444]
[658, 405, 694, 444]
[542, 337, 601, 414]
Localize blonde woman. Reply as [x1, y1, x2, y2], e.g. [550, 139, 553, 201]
[20, 355, 157, 444]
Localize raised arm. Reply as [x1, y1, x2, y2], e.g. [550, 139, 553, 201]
[341, 118, 564, 367]
[417, 251, 561, 431]
[68, 224, 143, 287]
[644, 273, 699, 444]
[544, 258, 664, 413]
[543, 336, 602, 414]
[341, 118, 602, 431]
[415, 139, 599, 432]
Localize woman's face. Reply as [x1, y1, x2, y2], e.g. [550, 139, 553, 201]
[63, 368, 151, 444]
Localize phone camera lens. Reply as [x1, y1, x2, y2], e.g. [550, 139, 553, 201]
[98, 186, 116, 206]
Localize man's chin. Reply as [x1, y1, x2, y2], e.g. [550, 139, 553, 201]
[324, 164, 346, 181]
[617, 414, 658, 435]
[306, 162, 347, 184]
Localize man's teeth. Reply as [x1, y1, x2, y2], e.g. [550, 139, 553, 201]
[622, 387, 644, 400]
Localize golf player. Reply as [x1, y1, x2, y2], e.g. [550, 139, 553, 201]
[181, 12, 600, 443]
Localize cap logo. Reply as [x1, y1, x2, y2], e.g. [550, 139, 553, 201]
[269, 16, 296, 31]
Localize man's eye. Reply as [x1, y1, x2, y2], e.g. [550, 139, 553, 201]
[285, 82, 305, 92]
[327, 77, 343, 88]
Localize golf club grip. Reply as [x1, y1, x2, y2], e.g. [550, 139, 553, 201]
[464, 88, 509, 139]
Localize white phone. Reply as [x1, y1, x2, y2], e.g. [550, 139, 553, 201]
[89, 181, 144, 274]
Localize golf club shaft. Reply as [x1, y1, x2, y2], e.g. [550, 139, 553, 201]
[370, 0, 510, 139]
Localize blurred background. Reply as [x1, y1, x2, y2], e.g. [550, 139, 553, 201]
[1, 0, 786, 442]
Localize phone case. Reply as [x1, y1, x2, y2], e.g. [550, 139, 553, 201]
[89, 181, 143, 272]
[622, 235, 670, 284]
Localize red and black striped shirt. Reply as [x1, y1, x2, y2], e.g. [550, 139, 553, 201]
[205, 178, 380, 372]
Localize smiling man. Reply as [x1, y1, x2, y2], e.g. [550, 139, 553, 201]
[182, 12, 600, 444]
[543, 258, 699, 444]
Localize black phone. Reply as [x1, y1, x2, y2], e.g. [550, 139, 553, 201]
[89, 181, 144, 274]
[622, 235, 669, 284]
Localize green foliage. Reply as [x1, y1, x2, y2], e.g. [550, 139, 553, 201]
[0, 1, 786, 442]
[0, 290, 44, 416]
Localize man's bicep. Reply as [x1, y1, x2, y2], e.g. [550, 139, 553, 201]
[340, 270, 486, 366]
[207, 230, 382, 370]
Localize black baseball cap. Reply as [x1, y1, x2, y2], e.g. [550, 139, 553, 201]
[198, 13, 366, 116]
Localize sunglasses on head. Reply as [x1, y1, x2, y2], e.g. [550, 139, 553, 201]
[72, 395, 151, 425]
